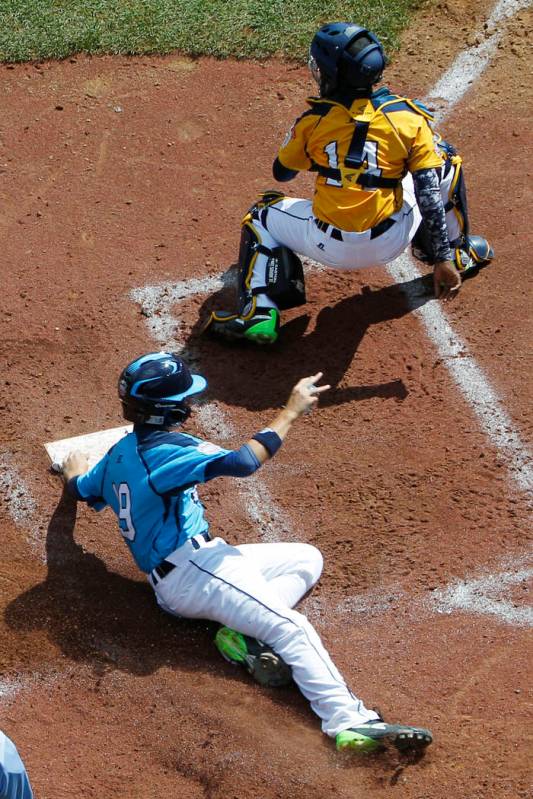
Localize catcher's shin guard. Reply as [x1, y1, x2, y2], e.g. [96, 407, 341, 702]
[237, 204, 306, 312]
[204, 192, 305, 344]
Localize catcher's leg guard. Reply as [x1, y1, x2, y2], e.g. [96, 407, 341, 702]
[204, 193, 305, 345]
[238, 196, 306, 311]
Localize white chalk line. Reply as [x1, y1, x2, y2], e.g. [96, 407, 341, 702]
[306, 555, 533, 629]
[0, 451, 45, 561]
[130, 258, 326, 351]
[428, 0, 532, 119]
[390, 0, 533, 498]
[389, 256, 533, 495]
[431, 564, 533, 627]
[130, 274, 224, 350]
[0, 669, 69, 708]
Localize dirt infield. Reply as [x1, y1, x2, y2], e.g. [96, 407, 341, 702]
[1, 1, 532, 797]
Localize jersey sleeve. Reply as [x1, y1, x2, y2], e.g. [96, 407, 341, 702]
[272, 157, 299, 182]
[277, 111, 318, 171]
[407, 117, 444, 173]
[204, 444, 261, 480]
[73, 453, 110, 511]
[146, 439, 232, 495]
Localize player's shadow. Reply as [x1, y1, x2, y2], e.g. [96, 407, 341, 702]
[3, 491, 330, 728]
[2, 493, 433, 767]
[188, 270, 434, 412]
[4, 490, 220, 678]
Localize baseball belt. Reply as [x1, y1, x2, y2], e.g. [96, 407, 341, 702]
[314, 216, 395, 241]
[151, 531, 211, 585]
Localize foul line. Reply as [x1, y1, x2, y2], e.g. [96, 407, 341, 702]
[388, 256, 533, 495]
[429, 0, 532, 119]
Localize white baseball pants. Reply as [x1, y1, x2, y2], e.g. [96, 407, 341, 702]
[149, 535, 379, 737]
[251, 171, 462, 307]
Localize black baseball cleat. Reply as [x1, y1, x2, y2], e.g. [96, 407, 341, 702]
[336, 719, 433, 753]
[204, 306, 280, 344]
[454, 234, 494, 277]
[215, 626, 292, 687]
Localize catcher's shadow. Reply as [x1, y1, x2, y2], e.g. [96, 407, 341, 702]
[188, 272, 433, 412]
[4, 490, 219, 678]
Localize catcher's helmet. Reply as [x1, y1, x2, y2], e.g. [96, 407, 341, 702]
[118, 352, 207, 426]
[309, 23, 386, 94]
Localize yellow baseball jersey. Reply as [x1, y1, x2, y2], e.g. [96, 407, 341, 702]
[277, 88, 444, 232]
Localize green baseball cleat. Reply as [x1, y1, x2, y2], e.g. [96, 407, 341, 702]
[215, 626, 292, 687]
[205, 307, 280, 344]
[336, 719, 433, 753]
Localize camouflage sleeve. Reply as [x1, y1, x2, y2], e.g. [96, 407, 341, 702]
[413, 167, 453, 262]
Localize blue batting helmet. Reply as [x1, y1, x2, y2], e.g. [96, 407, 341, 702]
[118, 352, 207, 426]
[309, 23, 386, 93]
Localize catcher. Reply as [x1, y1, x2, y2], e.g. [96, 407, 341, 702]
[205, 22, 493, 345]
[60, 351, 433, 754]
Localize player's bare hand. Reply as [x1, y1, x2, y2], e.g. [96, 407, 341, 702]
[286, 372, 330, 417]
[62, 450, 89, 482]
[433, 260, 461, 301]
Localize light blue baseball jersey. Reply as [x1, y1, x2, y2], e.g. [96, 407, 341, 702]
[72, 426, 233, 573]
[0, 732, 33, 799]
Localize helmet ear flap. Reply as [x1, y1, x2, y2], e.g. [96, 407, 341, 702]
[168, 404, 191, 425]
[121, 402, 141, 424]
[121, 400, 191, 427]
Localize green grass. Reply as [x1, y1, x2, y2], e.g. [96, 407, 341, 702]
[0, 0, 428, 63]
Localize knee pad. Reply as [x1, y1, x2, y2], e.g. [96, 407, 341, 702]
[242, 190, 287, 229]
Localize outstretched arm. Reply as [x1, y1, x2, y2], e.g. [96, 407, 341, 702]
[63, 374, 330, 487]
[247, 372, 329, 463]
[204, 372, 330, 480]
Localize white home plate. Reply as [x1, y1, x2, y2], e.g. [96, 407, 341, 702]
[44, 425, 133, 472]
